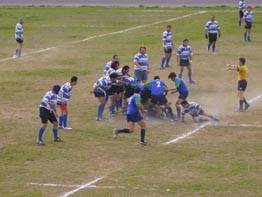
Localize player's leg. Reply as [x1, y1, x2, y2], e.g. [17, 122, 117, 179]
[18, 42, 23, 57]
[161, 49, 167, 69]
[137, 120, 146, 145]
[208, 34, 212, 52]
[239, 10, 243, 26]
[186, 64, 195, 84]
[37, 108, 49, 145]
[176, 98, 183, 120]
[165, 49, 172, 67]
[164, 102, 175, 121]
[95, 91, 107, 121]
[113, 122, 135, 138]
[238, 90, 245, 112]
[50, 113, 62, 142]
[199, 109, 219, 121]
[179, 65, 184, 78]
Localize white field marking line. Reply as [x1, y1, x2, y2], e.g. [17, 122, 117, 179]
[164, 122, 211, 145]
[214, 124, 262, 128]
[248, 94, 262, 103]
[0, 11, 206, 64]
[59, 176, 105, 197]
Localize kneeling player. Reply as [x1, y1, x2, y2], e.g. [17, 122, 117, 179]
[181, 100, 219, 123]
[113, 88, 147, 145]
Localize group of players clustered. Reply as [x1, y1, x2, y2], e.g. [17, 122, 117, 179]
[12, 0, 254, 145]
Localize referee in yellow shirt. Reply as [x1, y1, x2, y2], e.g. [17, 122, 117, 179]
[227, 57, 250, 112]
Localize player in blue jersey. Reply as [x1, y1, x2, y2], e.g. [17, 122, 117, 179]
[57, 76, 78, 130]
[36, 85, 62, 145]
[181, 100, 219, 123]
[239, 0, 246, 26]
[243, 6, 254, 42]
[168, 72, 189, 120]
[176, 39, 195, 84]
[161, 25, 174, 69]
[113, 87, 147, 145]
[103, 54, 118, 75]
[93, 73, 119, 121]
[205, 16, 221, 54]
[14, 18, 24, 58]
[134, 46, 149, 83]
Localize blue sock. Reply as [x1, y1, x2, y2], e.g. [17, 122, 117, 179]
[59, 116, 63, 127]
[161, 57, 166, 68]
[244, 32, 247, 41]
[119, 98, 122, 108]
[52, 128, 58, 140]
[98, 104, 105, 119]
[63, 114, 68, 128]
[188, 71, 192, 82]
[38, 127, 46, 142]
[212, 42, 216, 52]
[165, 57, 171, 67]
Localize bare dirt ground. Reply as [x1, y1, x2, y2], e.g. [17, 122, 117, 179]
[0, 0, 261, 6]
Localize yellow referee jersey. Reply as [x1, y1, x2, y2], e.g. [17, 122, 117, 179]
[237, 64, 248, 81]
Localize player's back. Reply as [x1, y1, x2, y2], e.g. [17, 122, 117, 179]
[151, 79, 166, 96]
[127, 94, 140, 115]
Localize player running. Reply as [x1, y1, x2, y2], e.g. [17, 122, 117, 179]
[113, 87, 147, 145]
[205, 16, 221, 54]
[36, 85, 62, 145]
[176, 39, 195, 84]
[57, 76, 78, 130]
[181, 100, 219, 123]
[238, 0, 246, 26]
[161, 25, 174, 69]
[93, 73, 119, 121]
[168, 72, 189, 120]
[227, 57, 250, 112]
[14, 18, 24, 58]
[243, 6, 254, 42]
[134, 46, 149, 83]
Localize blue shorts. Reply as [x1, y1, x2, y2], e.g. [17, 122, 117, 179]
[134, 70, 148, 82]
[180, 59, 190, 67]
[126, 112, 143, 123]
[151, 95, 168, 105]
[94, 88, 106, 97]
[179, 91, 188, 100]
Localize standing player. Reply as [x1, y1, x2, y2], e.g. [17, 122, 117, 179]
[205, 16, 221, 54]
[243, 6, 254, 42]
[239, 0, 246, 26]
[36, 85, 62, 145]
[104, 54, 119, 75]
[134, 46, 149, 83]
[161, 25, 174, 69]
[227, 57, 250, 112]
[168, 72, 189, 120]
[113, 87, 147, 145]
[14, 18, 24, 58]
[176, 39, 195, 84]
[58, 76, 78, 130]
[181, 100, 219, 123]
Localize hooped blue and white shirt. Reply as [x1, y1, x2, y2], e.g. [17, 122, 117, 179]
[15, 23, 24, 40]
[176, 45, 193, 60]
[39, 91, 58, 111]
[162, 30, 173, 49]
[182, 102, 202, 118]
[205, 20, 220, 34]
[244, 10, 254, 23]
[58, 82, 73, 103]
[134, 52, 149, 71]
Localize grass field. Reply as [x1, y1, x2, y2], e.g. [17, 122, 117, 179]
[0, 6, 262, 197]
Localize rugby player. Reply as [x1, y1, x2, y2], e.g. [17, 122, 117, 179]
[239, 0, 246, 26]
[243, 6, 254, 42]
[134, 46, 149, 83]
[14, 18, 24, 58]
[161, 25, 173, 69]
[205, 16, 221, 54]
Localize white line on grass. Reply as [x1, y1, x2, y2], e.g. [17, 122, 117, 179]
[0, 11, 206, 63]
[59, 176, 105, 197]
[248, 94, 262, 103]
[29, 182, 81, 188]
[215, 124, 262, 128]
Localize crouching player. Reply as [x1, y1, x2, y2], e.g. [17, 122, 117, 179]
[58, 76, 78, 130]
[181, 100, 219, 123]
[36, 85, 62, 145]
[113, 87, 147, 145]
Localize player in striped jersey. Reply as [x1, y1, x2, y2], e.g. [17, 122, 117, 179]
[239, 0, 246, 26]
[36, 85, 62, 145]
[176, 39, 195, 84]
[103, 54, 118, 75]
[93, 73, 119, 121]
[113, 87, 147, 145]
[227, 57, 250, 112]
[181, 100, 219, 123]
[205, 16, 221, 54]
[57, 76, 78, 130]
[243, 6, 254, 42]
[14, 18, 24, 58]
[134, 46, 149, 83]
[161, 25, 173, 69]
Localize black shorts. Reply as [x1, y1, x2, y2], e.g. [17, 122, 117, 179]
[239, 10, 244, 18]
[126, 112, 143, 123]
[115, 85, 124, 94]
[209, 33, 217, 43]
[164, 47, 172, 53]
[245, 22, 252, 29]
[151, 95, 168, 105]
[39, 107, 57, 124]
[94, 88, 106, 97]
[238, 80, 247, 91]
[124, 86, 134, 99]
[180, 59, 190, 67]
[16, 38, 24, 44]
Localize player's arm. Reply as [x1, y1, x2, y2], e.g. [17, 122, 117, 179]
[176, 51, 180, 66]
[135, 96, 146, 114]
[192, 116, 199, 123]
[218, 24, 221, 37]
[205, 23, 209, 38]
[189, 48, 193, 62]
[226, 64, 237, 71]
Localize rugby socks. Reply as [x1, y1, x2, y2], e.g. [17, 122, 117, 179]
[140, 129, 146, 143]
[18, 49, 21, 57]
[52, 128, 58, 140]
[212, 42, 216, 53]
[37, 127, 46, 142]
[64, 114, 68, 128]
[176, 106, 181, 118]
[239, 100, 244, 111]
[116, 128, 130, 133]
[165, 57, 171, 67]
[97, 103, 105, 119]
[15, 49, 19, 57]
[244, 32, 248, 41]
[188, 70, 193, 83]
[208, 42, 211, 52]
[161, 57, 166, 69]
[59, 116, 63, 127]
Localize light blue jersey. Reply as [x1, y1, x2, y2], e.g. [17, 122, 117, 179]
[176, 45, 193, 60]
[93, 76, 112, 91]
[244, 10, 254, 23]
[162, 30, 173, 49]
[39, 91, 58, 111]
[127, 93, 141, 115]
[205, 20, 220, 34]
[239, 0, 246, 11]
[15, 23, 23, 40]
[182, 102, 202, 117]
[58, 82, 73, 103]
[134, 52, 149, 71]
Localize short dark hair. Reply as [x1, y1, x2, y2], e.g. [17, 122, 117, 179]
[134, 87, 141, 94]
[183, 39, 189, 42]
[109, 72, 119, 79]
[167, 25, 171, 28]
[122, 65, 130, 71]
[239, 57, 246, 65]
[181, 100, 189, 106]
[52, 85, 61, 94]
[112, 54, 118, 59]
[111, 61, 119, 70]
[71, 76, 78, 82]
[140, 46, 146, 51]
[154, 76, 160, 80]
[168, 72, 177, 79]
